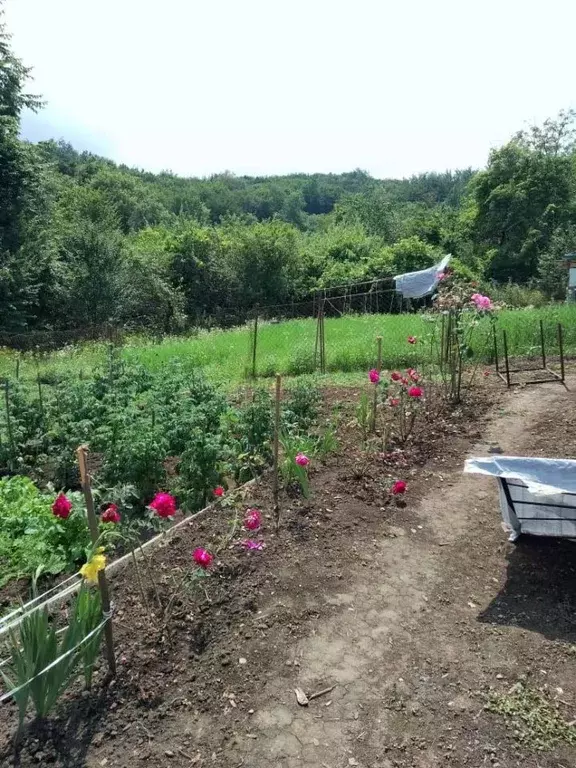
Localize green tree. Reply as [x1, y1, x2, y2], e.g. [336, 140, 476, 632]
[470, 112, 576, 283]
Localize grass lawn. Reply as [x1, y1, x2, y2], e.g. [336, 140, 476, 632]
[1, 304, 575, 386]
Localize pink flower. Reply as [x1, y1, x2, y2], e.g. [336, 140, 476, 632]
[368, 368, 380, 384]
[149, 492, 176, 518]
[388, 397, 400, 407]
[437, 272, 446, 281]
[390, 480, 407, 495]
[213, 486, 224, 497]
[407, 336, 417, 344]
[401, 377, 409, 386]
[241, 539, 264, 551]
[408, 386, 423, 399]
[52, 493, 72, 520]
[407, 368, 420, 382]
[101, 504, 120, 524]
[244, 508, 262, 531]
[295, 453, 310, 467]
[193, 548, 213, 569]
[483, 370, 491, 377]
[390, 371, 402, 382]
[471, 293, 493, 311]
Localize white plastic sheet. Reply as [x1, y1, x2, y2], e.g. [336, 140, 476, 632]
[394, 254, 451, 299]
[465, 456, 576, 541]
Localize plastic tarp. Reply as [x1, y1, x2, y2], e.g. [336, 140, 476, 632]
[394, 254, 451, 299]
[464, 456, 576, 541]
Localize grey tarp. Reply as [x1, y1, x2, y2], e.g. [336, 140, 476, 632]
[394, 254, 451, 299]
[464, 456, 576, 541]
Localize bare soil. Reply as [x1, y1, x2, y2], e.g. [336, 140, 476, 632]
[2, 376, 576, 768]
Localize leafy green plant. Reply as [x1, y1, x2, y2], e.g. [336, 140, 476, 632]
[279, 431, 315, 498]
[283, 381, 322, 432]
[1, 584, 104, 731]
[174, 429, 224, 512]
[0, 476, 91, 587]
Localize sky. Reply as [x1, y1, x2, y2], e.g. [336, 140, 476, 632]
[5, 0, 576, 179]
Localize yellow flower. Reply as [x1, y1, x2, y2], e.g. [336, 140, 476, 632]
[80, 547, 106, 584]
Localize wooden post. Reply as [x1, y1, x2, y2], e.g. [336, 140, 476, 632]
[502, 330, 511, 388]
[314, 310, 320, 370]
[492, 323, 499, 373]
[558, 323, 565, 382]
[251, 314, 259, 379]
[273, 375, 281, 531]
[76, 445, 117, 677]
[3, 381, 16, 469]
[540, 319, 546, 370]
[319, 301, 326, 374]
[370, 336, 383, 433]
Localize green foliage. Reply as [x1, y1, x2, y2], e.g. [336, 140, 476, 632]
[486, 683, 576, 751]
[1, 584, 104, 729]
[283, 381, 322, 432]
[0, 476, 90, 586]
[471, 111, 576, 284]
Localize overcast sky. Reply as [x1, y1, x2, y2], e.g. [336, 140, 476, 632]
[6, 0, 576, 179]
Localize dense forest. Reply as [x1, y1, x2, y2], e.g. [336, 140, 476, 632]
[1, 3, 575, 336]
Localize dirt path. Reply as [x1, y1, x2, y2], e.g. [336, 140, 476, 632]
[211, 380, 576, 768]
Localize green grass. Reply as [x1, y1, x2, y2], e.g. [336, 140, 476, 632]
[1, 304, 575, 386]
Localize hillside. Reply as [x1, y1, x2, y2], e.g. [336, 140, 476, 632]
[1, 2, 575, 337]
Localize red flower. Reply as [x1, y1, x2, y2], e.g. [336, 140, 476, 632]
[407, 368, 420, 382]
[244, 508, 262, 531]
[408, 386, 423, 399]
[368, 368, 380, 384]
[149, 492, 176, 518]
[390, 480, 407, 495]
[390, 371, 402, 382]
[483, 370, 491, 377]
[388, 397, 400, 407]
[407, 336, 417, 344]
[52, 493, 72, 520]
[193, 548, 213, 569]
[213, 486, 224, 498]
[401, 377, 409, 386]
[101, 504, 120, 524]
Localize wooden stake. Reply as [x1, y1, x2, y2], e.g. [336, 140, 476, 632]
[251, 314, 259, 379]
[319, 301, 326, 374]
[3, 381, 16, 469]
[273, 374, 281, 531]
[77, 445, 117, 677]
[370, 336, 383, 433]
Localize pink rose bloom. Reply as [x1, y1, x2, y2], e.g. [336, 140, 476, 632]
[471, 293, 493, 311]
[407, 368, 420, 382]
[52, 493, 72, 520]
[149, 492, 176, 518]
[244, 508, 262, 531]
[408, 386, 423, 399]
[390, 371, 402, 382]
[101, 504, 120, 524]
[213, 486, 224, 497]
[407, 336, 417, 344]
[295, 453, 310, 467]
[368, 368, 380, 384]
[388, 397, 400, 407]
[193, 548, 213, 569]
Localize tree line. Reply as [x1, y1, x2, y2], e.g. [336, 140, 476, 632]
[1, 2, 575, 337]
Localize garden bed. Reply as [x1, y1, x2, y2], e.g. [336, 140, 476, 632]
[0, 381, 498, 766]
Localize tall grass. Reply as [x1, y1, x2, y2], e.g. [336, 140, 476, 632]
[1, 304, 575, 386]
